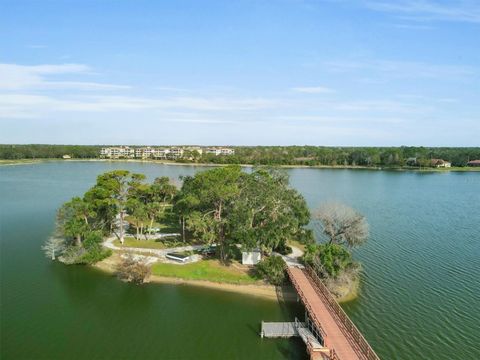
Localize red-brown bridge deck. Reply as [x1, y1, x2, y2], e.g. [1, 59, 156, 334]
[288, 267, 379, 360]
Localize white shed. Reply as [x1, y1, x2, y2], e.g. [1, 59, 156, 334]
[242, 250, 262, 265]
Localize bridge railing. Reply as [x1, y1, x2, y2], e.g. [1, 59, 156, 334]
[305, 265, 380, 360]
[286, 267, 330, 347]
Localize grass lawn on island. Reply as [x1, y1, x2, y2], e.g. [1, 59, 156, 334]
[113, 237, 170, 250]
[125, 211, 181, 234]
[151, 259, 261, 285]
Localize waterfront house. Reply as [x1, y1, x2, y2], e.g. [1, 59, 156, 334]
[431, 159, 451, 168]
[467, 160, 480, 167]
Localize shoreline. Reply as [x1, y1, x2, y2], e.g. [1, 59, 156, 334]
[2, 158, 479, 172]
[94, 253, 356, 303]
[94, 253, 295, 302]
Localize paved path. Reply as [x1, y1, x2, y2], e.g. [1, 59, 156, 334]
[288, 267, 362, 360]
[277, 245, 304, 268]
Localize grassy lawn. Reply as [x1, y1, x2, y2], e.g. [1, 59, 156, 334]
[151, 259, 261, 285]
[113, 237, 168, 249]
[125, 209, 181, 235]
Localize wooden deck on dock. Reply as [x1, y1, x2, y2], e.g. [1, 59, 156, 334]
[261, 321, 325, 352]
[261, 321, 299, 338]
[287, 267, 379, 360]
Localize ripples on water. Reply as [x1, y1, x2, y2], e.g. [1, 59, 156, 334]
[1, 163, 479, 359]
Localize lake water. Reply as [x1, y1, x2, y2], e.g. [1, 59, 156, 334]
[1, 161, 479, 359]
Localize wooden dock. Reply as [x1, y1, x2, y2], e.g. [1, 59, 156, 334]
[261, 321, 300, 338]
[261, 319, 328, 359]
[287, 266, 380, 360]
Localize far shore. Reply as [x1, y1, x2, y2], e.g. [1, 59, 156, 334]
[2, 158, 480, 172]
[94, 253, 297, 302]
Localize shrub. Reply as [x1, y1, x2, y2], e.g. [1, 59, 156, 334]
[58, 231, 112, 265]
[255, 255, 286, 286]
[302, 243, 355, 279]
[117, 256, 151, 284]
[274, 242, 292, 255]
[59, 246, 86, 264]
[79, 231, 112, 264]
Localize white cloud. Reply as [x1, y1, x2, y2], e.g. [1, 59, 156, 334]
[363, 0, 480, 23]
[0, 63, 129, 91]
[0, 93, 282, 119]
[323, 59, 474, 79]
[291, 86, 335, 94]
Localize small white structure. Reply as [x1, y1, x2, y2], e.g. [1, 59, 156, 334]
[242, 250, 262, 265]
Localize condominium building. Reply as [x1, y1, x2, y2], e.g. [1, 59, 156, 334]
[135, 147, 155, 159]
[168, 147, 184, 159]
[100, 146, 135, 159]
[100, 146, 234, 159]
[205, 147, 235, 156]
[152, 148, 170, 159]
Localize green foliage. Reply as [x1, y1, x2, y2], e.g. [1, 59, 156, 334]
[59, 231, 112, 265]
[80, 231, 112, 264]
[0, 144, 101, 159]
[196, 146, 480, 167]
[255, 255, 287, 285]
[174, 166, 310, 263]
[175, 166, 243, 262]
[229, 167, 310, 253]
[2, 144, 480, 168]
[55, 170, 179, 265]
[274, 243, 292, 255]
[78, 248, 112, 265]
[303, 243, 356, 279]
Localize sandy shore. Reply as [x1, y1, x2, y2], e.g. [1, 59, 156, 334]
[94, 253, 296, 302]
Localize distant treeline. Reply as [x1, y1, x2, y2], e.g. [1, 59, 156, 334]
[0, 144, 101, 159]
[1, 144, 480, 167]
[201, 146, 480, 167]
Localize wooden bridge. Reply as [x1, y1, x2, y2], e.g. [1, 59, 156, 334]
[286, 265, 380, 360]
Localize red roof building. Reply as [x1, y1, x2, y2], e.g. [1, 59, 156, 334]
[467, 160, 480, 167]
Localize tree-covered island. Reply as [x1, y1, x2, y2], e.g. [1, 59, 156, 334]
[44, 166, 369, 301]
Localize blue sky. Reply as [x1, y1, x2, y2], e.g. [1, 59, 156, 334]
[0, 0, 479, 146]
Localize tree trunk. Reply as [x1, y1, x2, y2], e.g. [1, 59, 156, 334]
[219, 226, 226, 264]
[119, 210, 124, 244]
[51, 249, 55, 261]
[182, 216, 185, 243]
[76, 234, 82, 247]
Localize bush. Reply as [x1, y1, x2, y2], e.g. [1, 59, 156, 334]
[117, 256, 151, 284]
[79, 231, 112, 264]
[302, 243, 355, 279]
[255, 255, 286, 286]
[79, 248, 112, 264]
[59, 245, 86, 264]
[58, 231, 112, 265]
[274, 243, 292, 255]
